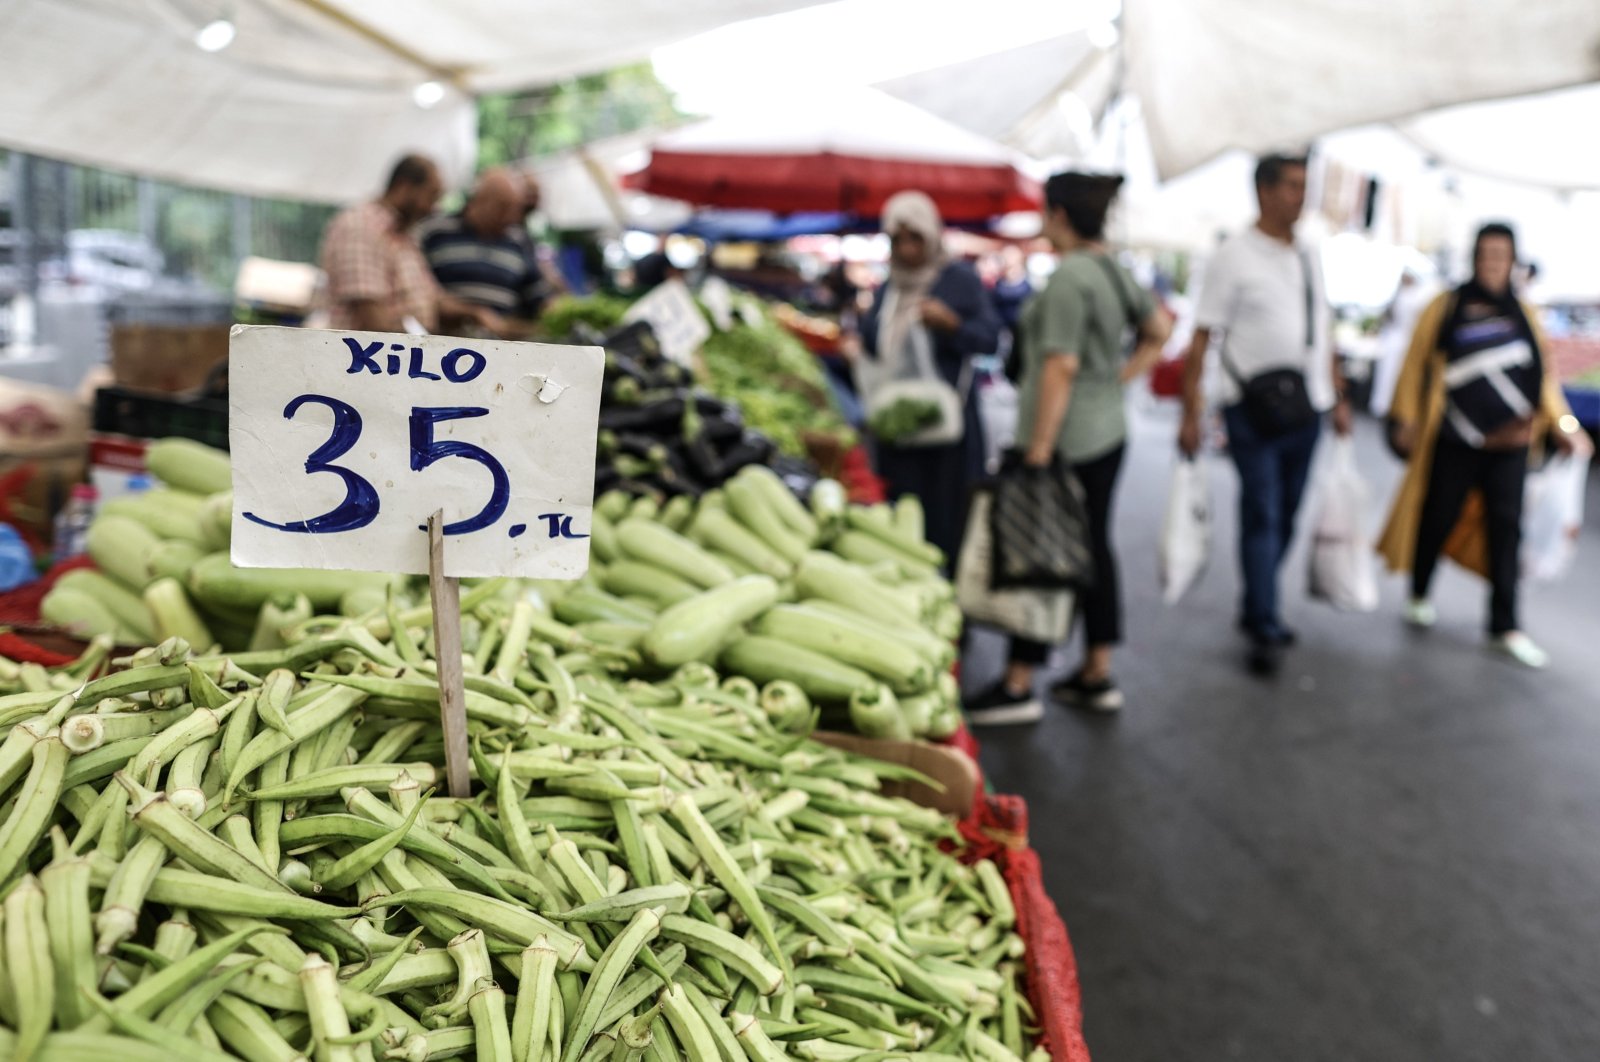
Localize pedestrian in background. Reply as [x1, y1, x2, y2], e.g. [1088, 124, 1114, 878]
[1378, 222, 1590, 668]
[965, 172, 1171, 724]
[317, 155, 503, 336]
[857, 191, 1001, 563]
[1178, 153, 1353, 677]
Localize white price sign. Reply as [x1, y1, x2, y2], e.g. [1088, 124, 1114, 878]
[622, 278, 710, 366]
[228, 325, 603, 579]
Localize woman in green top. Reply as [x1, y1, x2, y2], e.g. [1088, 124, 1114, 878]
[967, 172, 1172, 724]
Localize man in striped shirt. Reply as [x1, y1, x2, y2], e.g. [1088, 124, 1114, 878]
[418, 168, 553, 334]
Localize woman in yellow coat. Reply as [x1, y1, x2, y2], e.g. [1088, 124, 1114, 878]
[1378, 223, 1591, 668]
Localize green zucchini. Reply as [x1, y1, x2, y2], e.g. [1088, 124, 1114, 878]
[595, 490, 632, 523]
[643, 576, 780, 669]
[719, 636, 875, 703]
[736, 465, 818, 542]
[590, 512, 621, 564]
[831, 530, 941, 579]
[798, 600, 954, 670]
[844, 507, 944, 568]
[142, 540, 206, 583]
[687, 509, 790, 579]
[793, 552, 918, 627]
[87, 514, 164, 590]
[615, 519, 736, 590]
[145, 437, 232, 495]
[187, 553, 390, 611]
[659, 495, 695, 534]
[99, 490, 209, 544]
[849, 683, 911, 741]
[752, 604, 931, 694]
[552, 588, 656, 626]
[893, 495, 926, 543]
[53, 569, 155, 642]
[724, 477, 808, 564]
[602, 561, 699, 607]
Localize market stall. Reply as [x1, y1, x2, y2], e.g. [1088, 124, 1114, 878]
[624, 88, 1042, 223]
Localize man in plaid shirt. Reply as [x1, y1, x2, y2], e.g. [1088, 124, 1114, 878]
[319, 155, 504, 335]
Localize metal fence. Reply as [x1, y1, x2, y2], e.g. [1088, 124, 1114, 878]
[3, 149, 335, 297]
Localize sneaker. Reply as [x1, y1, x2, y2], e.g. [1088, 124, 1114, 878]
[964, 683, 1044, 726]
[1491, 632, 1549, 670]
[1049, 670, 1125, 713]
[1404, 599, 1438, 629]
[1247, 641, 1283, 677]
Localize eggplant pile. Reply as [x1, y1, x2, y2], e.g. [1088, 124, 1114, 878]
[587, 322, 816, 500]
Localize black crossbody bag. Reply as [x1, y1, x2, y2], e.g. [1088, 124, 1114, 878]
[1220, 251, 1319, 437]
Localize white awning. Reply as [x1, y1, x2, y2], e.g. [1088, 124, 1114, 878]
[0, 0, 832, 203]
[1125, 0, 1600, 179]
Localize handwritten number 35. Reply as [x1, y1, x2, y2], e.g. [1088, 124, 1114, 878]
[242, 394, 511, 536]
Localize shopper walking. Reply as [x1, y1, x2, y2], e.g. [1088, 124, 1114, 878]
[1178, 153, 1353, 677]
[965, 173, 1171, 724]
[1377, 222, 1590, 668]
[858, 191, 1001, 563]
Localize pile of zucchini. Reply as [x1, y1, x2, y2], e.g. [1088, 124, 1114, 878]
[0, 564, 1042, 1060]
[584, 465, 961, 742]
[41, 438, 391, 653]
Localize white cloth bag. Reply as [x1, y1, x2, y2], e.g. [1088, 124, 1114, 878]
[1523, 452, 1590, 582]
[1159, 456, 1211, 604]
[956, 489, 1074, 643]
[1307, 436, 1379, 612]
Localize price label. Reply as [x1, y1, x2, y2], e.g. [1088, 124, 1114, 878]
[622, 278, 710, 366]
[228, 325, 603, 579]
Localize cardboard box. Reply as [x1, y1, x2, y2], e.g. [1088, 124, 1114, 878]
[0, 377, 89, 542]
[109, 323, 230, 394]
[812, 732, 980, 817]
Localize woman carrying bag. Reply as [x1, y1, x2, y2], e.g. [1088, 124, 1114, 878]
[857, 191, 1001, 564]
[965, 172, 1171, 724]
[1378, 222, 1591, 668]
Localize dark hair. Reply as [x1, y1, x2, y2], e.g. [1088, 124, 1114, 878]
[1044, 172, 1124, 240]
[1473, 222, 1518, 262]
[385, 154, 437, 193]
[1254, 153, 1309, 190]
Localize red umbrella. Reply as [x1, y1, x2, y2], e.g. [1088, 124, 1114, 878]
[624, 89, 1041, 223]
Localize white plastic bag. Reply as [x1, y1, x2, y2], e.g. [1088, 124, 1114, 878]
[1308, 437, 1379, 612]
[956, 489, 1074, 643]
[1159, 456, 1211, 604]
[1523, 452, 1590, 582]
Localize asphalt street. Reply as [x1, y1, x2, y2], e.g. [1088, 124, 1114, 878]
[969, 399, 1600, 1062]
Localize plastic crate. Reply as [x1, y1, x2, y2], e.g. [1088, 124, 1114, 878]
[92, 386, 228, 450]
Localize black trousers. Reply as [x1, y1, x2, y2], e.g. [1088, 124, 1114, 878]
[1011, 443, 1125, 666]
[1412, 435, 1528, 635]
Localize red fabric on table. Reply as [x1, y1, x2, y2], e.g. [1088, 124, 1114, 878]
[957, 792, 1091, 1062]
[0, 556, 95, 666]
[838, 445, 886, 505]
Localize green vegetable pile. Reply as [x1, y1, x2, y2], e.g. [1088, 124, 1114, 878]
[542, 294, 854, 461]
[1, 455, 1049, 1062]
[697, 308, 853, 460]
[866, 400, 943, 445]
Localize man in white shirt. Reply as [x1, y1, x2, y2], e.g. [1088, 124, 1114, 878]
[1178, 153, 1353, 676]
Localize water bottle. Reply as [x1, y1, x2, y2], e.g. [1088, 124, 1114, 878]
[53, 484, 99, 560]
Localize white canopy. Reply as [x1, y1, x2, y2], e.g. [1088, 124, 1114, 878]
[1125, 0, 1600, 179]
[0, 0, 829, 203]
[875, 34, 1116, 161]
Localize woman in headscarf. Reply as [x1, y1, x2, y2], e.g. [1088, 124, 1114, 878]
[859, 191, 1001, 563]
[1379, 222, 1591, 668]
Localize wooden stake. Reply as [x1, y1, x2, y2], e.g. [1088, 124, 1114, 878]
[427, 509, 471, 798]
